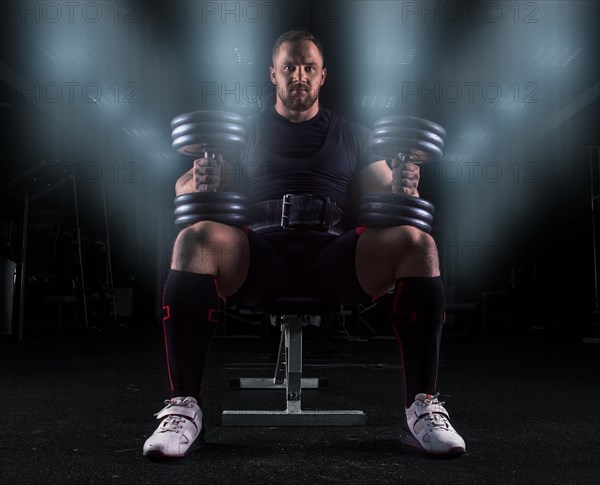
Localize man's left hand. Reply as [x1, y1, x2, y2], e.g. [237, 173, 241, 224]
[391, 160, 420, 197]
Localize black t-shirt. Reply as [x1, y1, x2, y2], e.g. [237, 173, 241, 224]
[232, 105, 381, 232]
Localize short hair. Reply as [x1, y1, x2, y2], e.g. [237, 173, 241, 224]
[271, 30, 325, 66]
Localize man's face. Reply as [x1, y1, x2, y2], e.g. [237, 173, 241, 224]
[270, 40, 327, 112]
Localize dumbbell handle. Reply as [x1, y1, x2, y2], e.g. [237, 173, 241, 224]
[201, 148, 218, 159]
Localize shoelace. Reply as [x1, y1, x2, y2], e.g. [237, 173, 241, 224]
[417, 393, 451, 430]
[158, 415, 186, 434]
[421, 412, 450, 431]
[164, 398, 193, 407]
[423, 392, 444, 406]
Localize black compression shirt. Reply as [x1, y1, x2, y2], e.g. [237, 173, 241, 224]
[232, 105, 381, 233]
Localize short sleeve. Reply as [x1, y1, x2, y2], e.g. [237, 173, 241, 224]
[346, 121, 382, 171]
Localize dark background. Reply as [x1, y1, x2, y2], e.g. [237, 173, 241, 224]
[0, 2, 599, 484]
[0, 0, 599, 336]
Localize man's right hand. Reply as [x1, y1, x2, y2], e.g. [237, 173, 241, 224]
[176, 156, 226, 196]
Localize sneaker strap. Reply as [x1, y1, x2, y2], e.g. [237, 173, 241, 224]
[155, 399, 199, 421]
[415, 403, 450, 420]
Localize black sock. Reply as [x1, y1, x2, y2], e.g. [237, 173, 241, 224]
[388, 276, 445, 408]
[161, 270, 221, 400]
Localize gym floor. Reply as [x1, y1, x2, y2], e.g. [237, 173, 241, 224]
[1, 320, 598, 485]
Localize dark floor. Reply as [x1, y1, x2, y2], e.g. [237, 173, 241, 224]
[0, 321, 599, 485]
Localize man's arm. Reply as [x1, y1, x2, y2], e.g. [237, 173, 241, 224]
[358, 160, 420, 197]
[175, 167, 195, 196]
[358, 160, 392, 193]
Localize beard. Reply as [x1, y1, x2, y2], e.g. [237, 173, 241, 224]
[277, 82, 319, 112]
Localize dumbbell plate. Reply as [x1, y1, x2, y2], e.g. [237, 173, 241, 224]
[173, 133, 246, 157]
[358, 212, 432, 233]
[359, 202, 433, 224]
[171, 111, 246, 130]
[373, 116, 446, 140]
[175, 213, 249, 228]
[172, 122, 246, 140]
[372, 137, 443, 162]
[174, 192, 248, 207]
[174, 202, 248, 217]
[360, 192, 435, 214]
[372, 127, 444, 152]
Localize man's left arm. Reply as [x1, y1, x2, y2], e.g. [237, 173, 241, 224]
[358, 160, 420, 197]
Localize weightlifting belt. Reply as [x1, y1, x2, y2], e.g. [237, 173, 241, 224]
[248, 194, 342, 234]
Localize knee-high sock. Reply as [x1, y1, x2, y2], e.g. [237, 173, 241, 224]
[388, 276, 445, 407]
[161, 270, 221, 400]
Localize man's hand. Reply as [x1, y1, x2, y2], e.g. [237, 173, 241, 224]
[391, 160, 420, 197]
[175, 156, 229, 196]
[192, 157, 223, 192]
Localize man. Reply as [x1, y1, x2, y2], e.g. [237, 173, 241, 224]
[143, 31, 466, 459]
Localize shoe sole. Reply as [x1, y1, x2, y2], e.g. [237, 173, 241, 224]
[400, 428, 466, 457]
[144, 427, 206, 461]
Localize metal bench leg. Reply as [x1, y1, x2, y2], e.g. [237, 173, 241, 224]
[229, 318, 320, 390]
[286, 315, 302, 413]
[222, 315, 366, 427]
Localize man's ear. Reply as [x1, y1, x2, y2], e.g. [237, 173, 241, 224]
[269, 66, 276, 84]
[321, 67, 327, 86]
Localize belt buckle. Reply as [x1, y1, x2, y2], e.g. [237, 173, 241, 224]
[318, 197, 332, 231]
[281, 193, 294, 229]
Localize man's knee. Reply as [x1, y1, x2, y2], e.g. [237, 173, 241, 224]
[175, 220, 219, 253]
[394, 226, 439, 263]
[391, 226, 439, 276]
[172, 220, 243, 271]
[363, 225, 438, 261]
[361, 225, 439, 277]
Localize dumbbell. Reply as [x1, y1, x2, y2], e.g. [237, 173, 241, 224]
[358, 116, 446, 234]
[170, 110, 249, 230]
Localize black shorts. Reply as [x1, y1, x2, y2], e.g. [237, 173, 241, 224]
[226, 228, 373, 307]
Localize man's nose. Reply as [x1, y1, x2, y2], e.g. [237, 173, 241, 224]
[292, 68, 306, 84]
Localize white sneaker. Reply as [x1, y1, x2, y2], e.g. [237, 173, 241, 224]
[143, 397, 204, 459]
[401, 393, 466, 456]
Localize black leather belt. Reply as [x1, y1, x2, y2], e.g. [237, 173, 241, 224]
[248, 194, 342, 234]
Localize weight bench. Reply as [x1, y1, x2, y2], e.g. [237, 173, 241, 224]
[221, 298, 367, 426]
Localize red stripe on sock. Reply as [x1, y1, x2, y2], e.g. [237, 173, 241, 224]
[392, 280, 405, 312]
[161, 283, 175, 393]
[212, 277, 226, 302]
[162, 320, 175, 393]
[391, 321, 410, 407]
